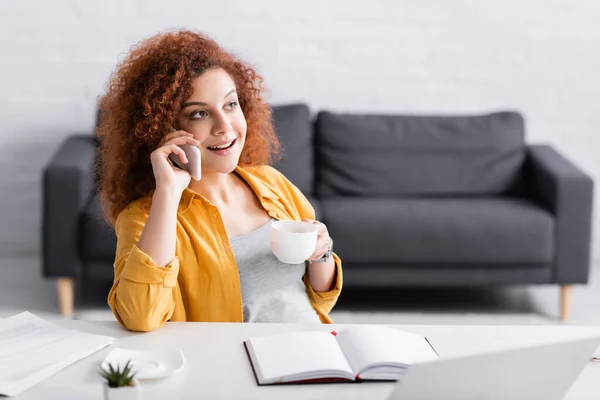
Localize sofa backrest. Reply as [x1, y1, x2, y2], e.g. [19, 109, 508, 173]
[315, 111, 526, 196]
[271, 104, 314, 194]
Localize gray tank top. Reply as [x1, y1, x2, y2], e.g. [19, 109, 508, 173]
[229, 218, 321, 323]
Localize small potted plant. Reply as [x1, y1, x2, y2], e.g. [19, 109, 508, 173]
[100, 360, 141, 400]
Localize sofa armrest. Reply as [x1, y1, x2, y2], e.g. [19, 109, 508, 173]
[42, 135, 97, 278]
[527, 144, 594, 283]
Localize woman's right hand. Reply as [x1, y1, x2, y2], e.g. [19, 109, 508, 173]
[150, 130, 201, 194]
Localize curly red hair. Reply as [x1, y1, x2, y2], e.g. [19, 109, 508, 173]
[96, 30, 280, 226]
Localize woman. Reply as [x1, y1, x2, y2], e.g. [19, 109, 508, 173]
[96, 30, 342, 332]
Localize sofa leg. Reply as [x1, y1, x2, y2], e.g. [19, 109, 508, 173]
[560, 285, 573, 321]
[56, 278, 74, 317]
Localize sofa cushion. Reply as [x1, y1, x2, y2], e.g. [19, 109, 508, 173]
[79, 195, 117, 262]
[271, 104, 314, 193]
[315, 111, 525, 196]
[321, 197, 554, 265]
[304, 194, 322, 221]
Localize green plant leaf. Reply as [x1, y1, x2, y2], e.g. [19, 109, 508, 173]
[99, 360, 136, 388]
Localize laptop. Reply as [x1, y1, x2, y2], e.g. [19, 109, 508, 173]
[387, 335, 600, 400]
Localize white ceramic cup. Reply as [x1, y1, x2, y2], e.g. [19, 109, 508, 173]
[269, 220, 318, 264]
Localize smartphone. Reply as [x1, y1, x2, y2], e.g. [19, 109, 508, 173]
[168, 143, 202, 181]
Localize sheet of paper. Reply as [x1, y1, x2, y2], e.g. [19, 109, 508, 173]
[0, 311, 114, 397]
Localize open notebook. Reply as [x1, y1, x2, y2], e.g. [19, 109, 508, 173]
[244, 325, 439, 385]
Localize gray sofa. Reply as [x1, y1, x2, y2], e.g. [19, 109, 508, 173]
[42, 104, 594, 319]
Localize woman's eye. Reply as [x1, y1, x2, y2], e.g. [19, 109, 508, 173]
[226, 101, 238, 110]
[190, 110, 209, 119]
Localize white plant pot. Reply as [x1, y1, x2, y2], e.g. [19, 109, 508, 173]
[103, 379, 141, 400]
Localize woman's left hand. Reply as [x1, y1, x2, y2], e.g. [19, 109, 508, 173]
[303, 219, 332, 261]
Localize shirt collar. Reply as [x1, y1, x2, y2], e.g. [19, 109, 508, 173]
[233, 166, 280, 201]
[178, 165, 279, 213]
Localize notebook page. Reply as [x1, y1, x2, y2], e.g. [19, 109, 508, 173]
[335, 326, 438, 376]
[247, 331, 353, 383]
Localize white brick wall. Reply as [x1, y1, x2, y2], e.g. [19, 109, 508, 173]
[1, 0, 599, 261]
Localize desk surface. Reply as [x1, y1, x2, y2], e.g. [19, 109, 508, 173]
[15, 321, 600, 399]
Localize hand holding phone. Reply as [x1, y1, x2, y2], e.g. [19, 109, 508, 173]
[150, 128, 201, 193]
[169, 143, 202, 181]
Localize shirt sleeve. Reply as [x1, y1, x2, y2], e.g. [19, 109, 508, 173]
[107, 203, 178, 332]
[303, 252, 343, 316]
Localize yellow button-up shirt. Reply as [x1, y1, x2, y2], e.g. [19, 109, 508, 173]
[107, 165, 343, 331]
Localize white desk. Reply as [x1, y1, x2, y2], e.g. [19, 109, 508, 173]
[15, 321, 600, 399]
